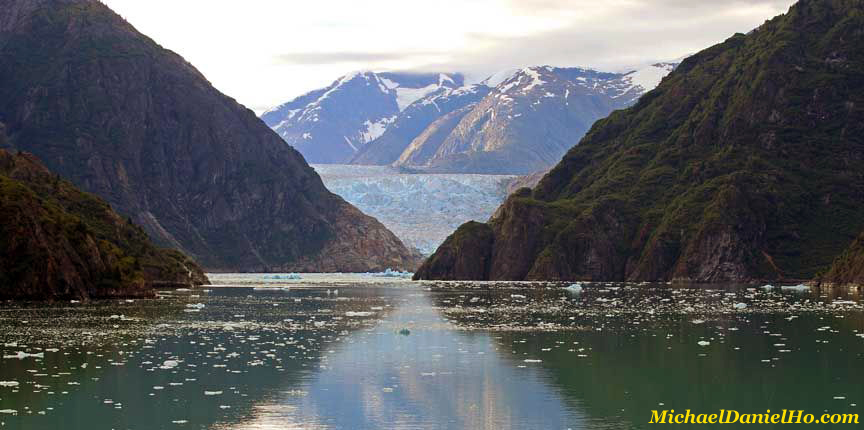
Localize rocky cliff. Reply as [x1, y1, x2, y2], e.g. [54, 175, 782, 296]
[416, 0, 864, 282]
[0, 0, 419, 272]
[0, 149, 207, 300]
[821, 232, 864, 286]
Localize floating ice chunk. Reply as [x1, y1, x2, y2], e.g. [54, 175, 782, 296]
[161, 360, 179, 369]
[0, 381, 19, 387]
[345, 311, 373, 317]
[697, 341, 711, 347]
[372, 268, 412, 278]
[0, 409, 18, 415]
[185, 303, 205, 309]
[691, 320, 705, 325]
[3, 351, 44, 359]
[733, 303, 748, 310]
[781, 284, 810, 291]
[565, 283, 583, 293]
[204, 390, 223, 396]
[760, 284, 775, 289]
[510, 294, 526, 299]
[523, 359, 542, 363]
[469, 297, 481, 303]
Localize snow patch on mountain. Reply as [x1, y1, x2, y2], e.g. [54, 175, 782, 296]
[622, 63, 677, 93]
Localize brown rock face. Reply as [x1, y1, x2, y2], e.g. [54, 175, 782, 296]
[0, 149, 208, 300]
[413, 222, 495, 281]
[416, 0, 864, 283]
[0, 0, 418, 272]
[821, 232, 864, 286]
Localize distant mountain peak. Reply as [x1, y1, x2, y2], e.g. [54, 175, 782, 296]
[261, 71, 465, 163]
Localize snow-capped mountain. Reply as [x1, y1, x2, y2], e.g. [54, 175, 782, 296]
[350, 84, 490, 165]
[391, 63, 678, 174]
[261, 72, 464, 163]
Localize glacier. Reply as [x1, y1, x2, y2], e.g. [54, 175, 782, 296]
[312, 164, 518, 255]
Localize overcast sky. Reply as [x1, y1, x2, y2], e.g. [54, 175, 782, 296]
[102, 0, 796, 114]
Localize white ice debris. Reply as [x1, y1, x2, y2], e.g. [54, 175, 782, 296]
[161, 360, 179, 369]
[0, 381, 19, 387]
[204, 390, 223, 396]
[523, 359, 543, 363]
[185, 303, 205, 309]
[697, 341, 711, 347]
[733, 303, 748, 310]
[781, 284, 810, 291]
[345, 311, 373, 317]
[565, 283, 583, 293]
[3, 351, 44, 359]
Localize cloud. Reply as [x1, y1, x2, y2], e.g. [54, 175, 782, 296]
[274, 51, 441, 66]
[102, 0, 798, 113]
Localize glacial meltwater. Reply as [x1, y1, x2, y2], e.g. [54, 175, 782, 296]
[1, 274, 863, 429]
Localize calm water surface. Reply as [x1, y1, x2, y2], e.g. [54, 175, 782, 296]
[1, 274, 862, 429]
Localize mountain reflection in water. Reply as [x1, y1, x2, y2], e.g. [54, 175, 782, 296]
[0, 274, 861, 429]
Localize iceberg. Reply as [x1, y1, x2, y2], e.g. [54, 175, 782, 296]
[565, 283, 583, 293]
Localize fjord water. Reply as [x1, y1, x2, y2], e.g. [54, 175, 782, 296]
[1, 275, 862, 429]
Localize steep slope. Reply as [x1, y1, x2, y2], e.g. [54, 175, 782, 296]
[0, 149, 207, 300]
[0, 0, 418, 272]
[417, 0, 864, 282]
[821, 232, 864, 286]
[350, 85, 489, 165]
[262, 72, 464, 163]
[394, 65, 676, 174]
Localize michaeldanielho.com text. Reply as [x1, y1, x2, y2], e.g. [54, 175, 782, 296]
[650, 410, 859, 425]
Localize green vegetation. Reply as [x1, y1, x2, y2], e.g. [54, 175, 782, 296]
[0, 150, 207, 300]
[418, 0, 864, 282]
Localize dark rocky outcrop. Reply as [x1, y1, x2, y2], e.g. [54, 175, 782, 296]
[0, 0, 419, 272]
[0, 149, 207, 300]
[417, 0, 864, 282]
[821, 232, 864, 286]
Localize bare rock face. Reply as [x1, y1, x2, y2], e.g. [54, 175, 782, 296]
[0, 149, 208, 300]
[0, 0, 419, 272]
[413, 222, 495, 281]
[416, 0, 864, 283]
[821, 232, 864, 286]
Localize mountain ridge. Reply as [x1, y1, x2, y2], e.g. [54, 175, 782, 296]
[416, 0, 864, 282]
[264, 64, 676, 174]
[0, 0, 420, 272]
